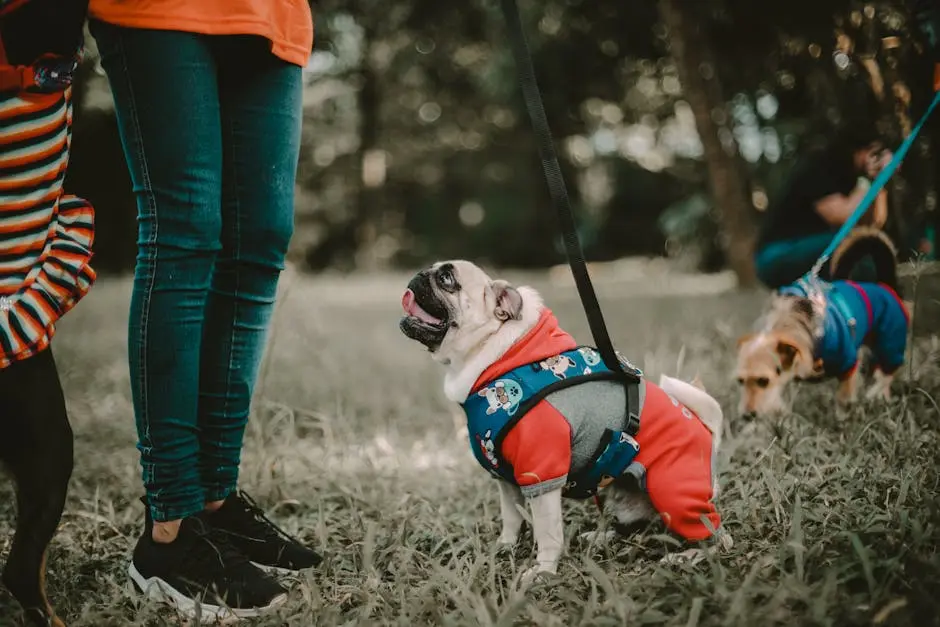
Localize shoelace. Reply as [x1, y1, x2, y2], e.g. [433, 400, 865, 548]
[182, 517, 254, 575]
[232, 490, 302, 544]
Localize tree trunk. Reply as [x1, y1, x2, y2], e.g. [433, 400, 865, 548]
[659, 0, 759, 288]
[853, 9, 912, 251]
[353, 18, 384, 270]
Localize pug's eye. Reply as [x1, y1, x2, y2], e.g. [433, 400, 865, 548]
[756, 377, 770, 388]
[736, 377, 745, 386]
[438, 269, 456, 291]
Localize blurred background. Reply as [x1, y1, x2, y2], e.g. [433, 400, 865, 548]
[64, 0, 939, 287]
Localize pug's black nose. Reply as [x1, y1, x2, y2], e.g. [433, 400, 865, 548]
[407, 271, 430, 293]
[741, 411, 757, 421]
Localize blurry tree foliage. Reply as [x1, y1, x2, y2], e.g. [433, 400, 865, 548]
[65, 0, 937, 284]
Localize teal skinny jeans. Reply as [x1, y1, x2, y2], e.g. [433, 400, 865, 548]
[755, 232, 878, 290]
[90, 21, 302, 522]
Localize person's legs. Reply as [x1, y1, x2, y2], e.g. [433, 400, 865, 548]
[754, 232, 835, 288]
[91, 21, 222, 531]
[90, 22, 287, 616]
[195, 35, 322, 572]
[197, 35, 300, 505]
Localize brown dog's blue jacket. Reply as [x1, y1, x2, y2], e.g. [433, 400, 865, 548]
[779, 279, 909, 380]
[467, 309, 722, 542]
[0, 0, 95, 369]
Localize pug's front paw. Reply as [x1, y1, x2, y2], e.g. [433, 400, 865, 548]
[518, 564, 557, 589]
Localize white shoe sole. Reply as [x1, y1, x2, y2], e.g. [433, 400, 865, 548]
[252, 562, 295, 577]
[251, 561, 321, 578]
[128, 563, 287, 623]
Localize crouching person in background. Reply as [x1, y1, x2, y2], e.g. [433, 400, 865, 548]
[0, 0, 95, 624]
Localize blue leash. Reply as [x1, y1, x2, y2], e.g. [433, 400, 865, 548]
[805, 88, 940, 281]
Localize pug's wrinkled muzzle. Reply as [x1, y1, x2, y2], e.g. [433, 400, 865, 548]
[399, 272, 451, 350]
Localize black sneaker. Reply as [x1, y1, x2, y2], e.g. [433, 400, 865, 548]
[129, 498, 287, 621]
[207, 491, 323, 575]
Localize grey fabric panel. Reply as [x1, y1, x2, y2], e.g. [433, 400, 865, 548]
[623, 461, 648, 490]
[544, 379, 647, 473]
[519, 475, 568, 498]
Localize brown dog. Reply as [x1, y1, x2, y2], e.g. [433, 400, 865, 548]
[736, 227, 910, 417]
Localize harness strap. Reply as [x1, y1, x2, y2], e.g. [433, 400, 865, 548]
[491, 369, 630, 462]
[499, 0, 641, 434]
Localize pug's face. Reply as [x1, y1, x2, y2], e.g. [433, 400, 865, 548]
[400, 260, 523, 360]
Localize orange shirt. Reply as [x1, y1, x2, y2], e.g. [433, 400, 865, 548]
[88, 0, 314, 67]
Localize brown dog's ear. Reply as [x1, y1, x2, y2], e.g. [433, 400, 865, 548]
[492, 280, 523, 321]
[792, 297, 815, 319]
[776, 338, 801, 371]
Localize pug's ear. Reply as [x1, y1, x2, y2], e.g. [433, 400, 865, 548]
[491, 280, 523, 321]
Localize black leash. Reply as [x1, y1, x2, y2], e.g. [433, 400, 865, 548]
[498, 0, 641, 434]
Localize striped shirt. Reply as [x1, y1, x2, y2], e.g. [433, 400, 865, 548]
[0, 85, 96, 368]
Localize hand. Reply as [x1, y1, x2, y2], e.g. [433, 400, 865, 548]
[877, 149, 894, 172]
[865, 150, 893, 179]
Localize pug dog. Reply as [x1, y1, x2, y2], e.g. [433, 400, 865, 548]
[400, 260, 730, 585]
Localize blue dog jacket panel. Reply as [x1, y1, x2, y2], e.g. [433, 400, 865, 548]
[780, 280, 909, 377]
[462, 346, 641, 498]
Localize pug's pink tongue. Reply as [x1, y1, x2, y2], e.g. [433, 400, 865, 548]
[401, 288, 442, 324]
[402, 289, 415, 313]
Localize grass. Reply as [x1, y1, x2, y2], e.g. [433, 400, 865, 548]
[1, 268, 940, 627]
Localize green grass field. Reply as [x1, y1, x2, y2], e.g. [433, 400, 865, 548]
[1, 269, 939, 626]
